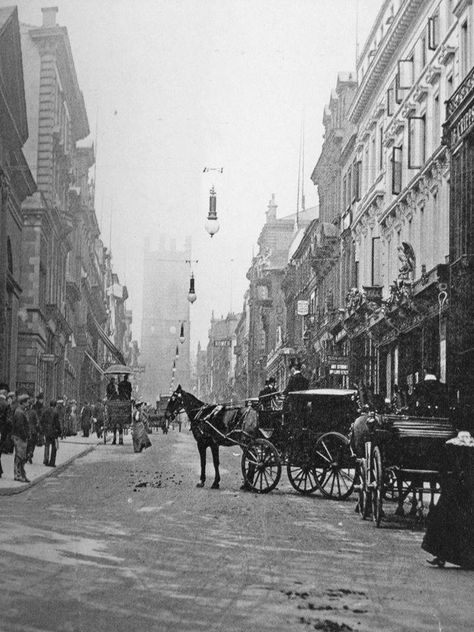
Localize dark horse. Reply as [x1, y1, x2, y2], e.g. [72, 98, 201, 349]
[165, 385, 258, 489]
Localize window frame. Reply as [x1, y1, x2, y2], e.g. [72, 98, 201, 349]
[391, 146, 403, 195]
[408, 115, 426, 169]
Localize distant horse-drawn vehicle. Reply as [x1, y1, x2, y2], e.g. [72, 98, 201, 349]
[165, 385, 359, 496]
[148, 397, 170, 434]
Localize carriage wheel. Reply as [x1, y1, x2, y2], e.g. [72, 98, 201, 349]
[370, 445, 383, 527]
[241, 438, 281, 494]
[314, 432, 355, 500]
[357, 459, 371, 520]
[287, 462, 319, 495]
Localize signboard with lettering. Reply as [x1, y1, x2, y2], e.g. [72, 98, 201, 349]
[329, 357, 349, 376]
[297, 300, 309, 316]
[213, 339, 232, 347]
[41, 354, 56, 363]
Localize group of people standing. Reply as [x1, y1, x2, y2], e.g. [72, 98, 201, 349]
[0, 387, 62, 482]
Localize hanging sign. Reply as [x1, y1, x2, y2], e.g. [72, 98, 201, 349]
[297, 300, 309, 316]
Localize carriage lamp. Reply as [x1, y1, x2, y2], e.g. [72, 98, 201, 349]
[179, 322, 185, 344]
[205, 186, 220, 237]
[187, 273, 197, 303]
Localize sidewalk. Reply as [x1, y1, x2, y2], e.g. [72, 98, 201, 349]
[0, 434, 105, 496]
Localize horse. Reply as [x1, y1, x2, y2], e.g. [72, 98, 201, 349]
[165, 385, 258, 489]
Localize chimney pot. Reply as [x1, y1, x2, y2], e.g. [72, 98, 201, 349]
[42, 7, 59, 28]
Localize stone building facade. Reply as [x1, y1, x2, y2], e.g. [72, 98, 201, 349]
[338, 0, 455, 402]
[0, 7, 36, 390]
[17, 7, 90, 399]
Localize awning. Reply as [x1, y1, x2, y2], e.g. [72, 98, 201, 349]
[84, 351, 105, 376]
[92, 316, 125, 364]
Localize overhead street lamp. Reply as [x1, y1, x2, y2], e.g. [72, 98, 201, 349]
[205, 186, 219, 237]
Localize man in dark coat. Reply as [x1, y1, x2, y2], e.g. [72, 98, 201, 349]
[0, 383, 11, 478]
[26, 396, 41, 464]
[93, 399, 105, 439]
[118, 374, 132, 400]
[12, 393, 30, 482]
[40, 400, 61, 467]
[80, 402, 93, 437]
[283, 362, 309, 396]
[106, 378, 118, 400]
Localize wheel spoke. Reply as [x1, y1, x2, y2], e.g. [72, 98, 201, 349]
[315, 450, 332, 464]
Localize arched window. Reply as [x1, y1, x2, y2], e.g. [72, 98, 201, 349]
[6, 237, 13, 273]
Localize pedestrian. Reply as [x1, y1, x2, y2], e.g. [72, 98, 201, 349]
[0, 383, 11, 478]
[11, 393, 30, 482]
[423, 431, 474, 569]
[132, 402, 152, 453]
[56, 399, 66, 438]
[93, 399, 105, 439]
[118, 374, 132, 400]
[283, 361, 309, 396]
[26, 396, 41, 464]
[80, 402, 92, 438]
[40, 400, 61, 467]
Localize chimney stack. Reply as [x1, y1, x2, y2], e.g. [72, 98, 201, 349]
[41, 7, 58, 28]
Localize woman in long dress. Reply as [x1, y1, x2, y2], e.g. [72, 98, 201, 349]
[132, 402, 152, 453]
[422, 432, 474, 569]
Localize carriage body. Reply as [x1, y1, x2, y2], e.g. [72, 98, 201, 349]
[360, 413, 457, 525]
[104, 400, 132, 443]
[243, 389, 359, 496]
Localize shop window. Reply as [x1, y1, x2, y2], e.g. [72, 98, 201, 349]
[408, 115, 426, 169]
[428, 12, 440, 50]
[391, 146, 403, 194]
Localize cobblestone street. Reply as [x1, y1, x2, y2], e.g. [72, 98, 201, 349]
[0, 430, 471, 632]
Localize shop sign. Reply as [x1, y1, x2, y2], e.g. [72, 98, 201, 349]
[41, 354, 56, 363]
[329, 358, 349, 375]
[297, 300, 309, 316]
[213, 339, 232, 347]
[451, 104, 474, 146]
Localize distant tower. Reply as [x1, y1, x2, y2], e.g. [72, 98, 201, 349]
[140, 235, 191, 401]
[266, 194, 277, 222]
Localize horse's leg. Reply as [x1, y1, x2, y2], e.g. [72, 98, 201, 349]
[196, 440, 206, 488]
[210, 443, 220, 489]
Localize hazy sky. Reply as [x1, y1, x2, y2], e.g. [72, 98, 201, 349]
[9, 0, 382, 352]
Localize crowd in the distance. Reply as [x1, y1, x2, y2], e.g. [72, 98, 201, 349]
[0, 385, 109, 483]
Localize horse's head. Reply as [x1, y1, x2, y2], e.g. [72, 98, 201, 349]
[165, 385, 183, 420]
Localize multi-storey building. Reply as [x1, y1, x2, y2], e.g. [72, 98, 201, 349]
[141, 235, 192, 402]
[306, 72, 357, 387]
[0, 7, 36, 390]
[233, 294, 250, 401]
[443, 0, 474, 409]
[18, 7, 91, 399]
[249, 195, 316, 395]
[206, 312, 240, 403]
[340, 0, 454, 402]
